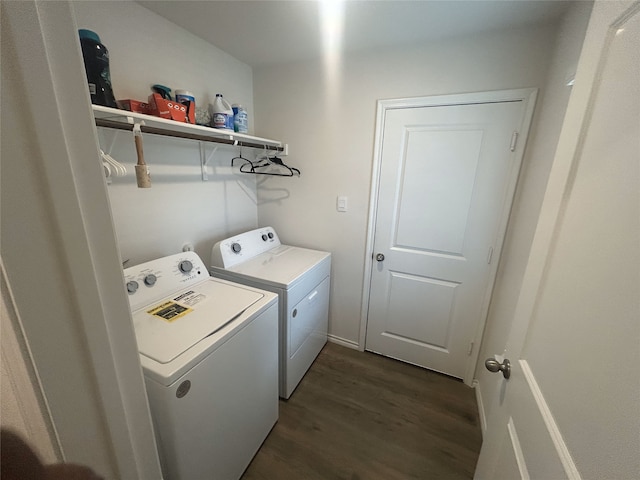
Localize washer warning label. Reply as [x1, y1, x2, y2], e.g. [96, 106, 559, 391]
[172, 290, 206, 307]
[147, 301, 192, 322]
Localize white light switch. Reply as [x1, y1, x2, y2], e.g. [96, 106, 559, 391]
[337, 196, 348, 212]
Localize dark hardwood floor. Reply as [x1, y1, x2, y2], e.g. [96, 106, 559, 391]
[242, 342, 482, 480]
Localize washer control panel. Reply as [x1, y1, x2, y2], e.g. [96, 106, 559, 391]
[124, 251, 206, 311]
[211, 226, 281, 269]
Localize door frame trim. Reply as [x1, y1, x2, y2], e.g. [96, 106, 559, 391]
[359, 88, 538, 385]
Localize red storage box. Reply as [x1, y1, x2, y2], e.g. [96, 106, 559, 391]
[116, 99, 152, 115]
[147, 93, 195, 124]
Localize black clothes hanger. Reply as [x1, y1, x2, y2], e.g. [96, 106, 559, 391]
[232, 150, 300, 177]
[231, 149, 254, 170]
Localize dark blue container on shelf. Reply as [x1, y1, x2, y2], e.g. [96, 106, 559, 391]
[78, 29, 116, 108]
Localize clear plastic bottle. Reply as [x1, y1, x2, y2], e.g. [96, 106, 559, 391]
[232, 104, 248, 133]
[210, 94, 233, 130]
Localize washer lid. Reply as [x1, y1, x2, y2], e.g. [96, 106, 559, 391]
[224, 246, 330, 288]
[132, 278, 264, 364]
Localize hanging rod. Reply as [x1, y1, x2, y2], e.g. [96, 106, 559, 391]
[94, 118, 284, 152]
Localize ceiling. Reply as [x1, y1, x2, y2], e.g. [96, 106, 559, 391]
[138, 0, 571, 68]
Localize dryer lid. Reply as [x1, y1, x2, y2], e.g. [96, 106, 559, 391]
[132, 279, 264, 364]
[222, 246, 330, 288]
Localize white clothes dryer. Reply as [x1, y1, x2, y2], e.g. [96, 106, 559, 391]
[124, 251, 278, 480]
[211, 227, 331, 399]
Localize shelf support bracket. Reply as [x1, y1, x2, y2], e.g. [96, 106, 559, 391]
[200, 143, 219, 181]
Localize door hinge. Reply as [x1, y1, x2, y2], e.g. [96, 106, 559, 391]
[487, 246, 494, 265]
[510, 131, 519, 152]
[468, 341, 474, 355]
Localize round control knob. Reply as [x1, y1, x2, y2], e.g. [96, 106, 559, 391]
[178, 260, 193, 273]
[144, 274, 157, 286]
[268, 232, 274, 239]
[231, 243, 242, 254]
[262, 234, 268, 241]
[126, 280, 139, 294]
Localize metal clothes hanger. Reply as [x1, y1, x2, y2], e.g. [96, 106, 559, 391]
[231, 148, 301, 177]
[231, 147, 254, 170]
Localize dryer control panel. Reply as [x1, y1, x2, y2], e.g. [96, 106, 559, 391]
[124, 251, 207, 311]
[211, 226, 281, 269]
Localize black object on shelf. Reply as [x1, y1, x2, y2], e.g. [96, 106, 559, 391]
[78, 29, 117, 108]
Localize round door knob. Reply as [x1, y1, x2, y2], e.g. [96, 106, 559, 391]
[375, 253, 385, 262]
[485, 357, 511, 379]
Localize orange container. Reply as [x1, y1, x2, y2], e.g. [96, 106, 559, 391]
[116, 99, 152, 115]
[147, 93, 195, 123]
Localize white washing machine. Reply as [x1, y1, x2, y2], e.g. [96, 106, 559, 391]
[124, 251, 278, 480]
[210, 227, 331, 399]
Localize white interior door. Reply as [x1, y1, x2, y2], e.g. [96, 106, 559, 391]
[365, 91, 536, 382]
[475, 2, 640, 478]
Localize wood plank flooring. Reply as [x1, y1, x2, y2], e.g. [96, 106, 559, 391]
[242, 342, 482, 480]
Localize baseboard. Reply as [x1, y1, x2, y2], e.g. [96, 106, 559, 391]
[473, 379, 487, 436]
[327, 334, 360, 350]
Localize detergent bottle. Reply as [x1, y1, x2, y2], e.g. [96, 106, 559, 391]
[211, 94, 233, 130]
[232, 104, 248, 133]
[78, 29, 117, 107]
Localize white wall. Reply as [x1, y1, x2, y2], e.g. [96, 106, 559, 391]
[475, 1, 592, 427]
[253, 24, 559, 345]
[2, 1, 162, 476]
[73, 1, 259, 266]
